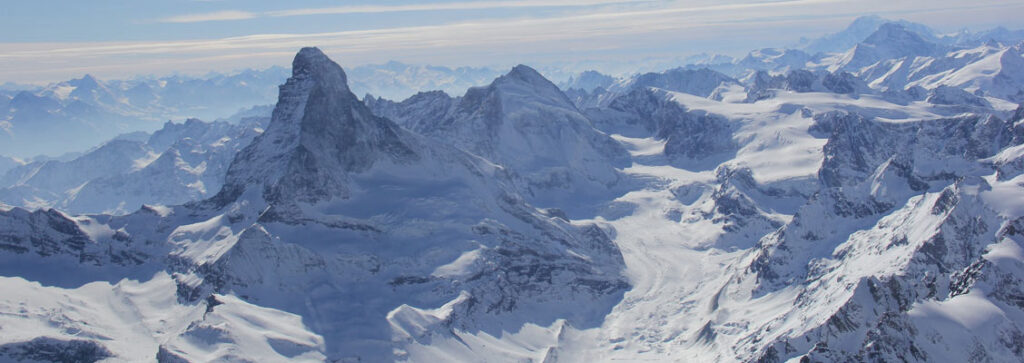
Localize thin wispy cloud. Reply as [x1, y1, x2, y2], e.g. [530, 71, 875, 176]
[3, 0, 1022, 83]
[157, 0, 649, 23]
[9, 0, 840, 60]
[160, 10, 258, 23]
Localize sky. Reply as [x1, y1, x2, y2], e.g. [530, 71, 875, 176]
[2, 0, 1024, 84]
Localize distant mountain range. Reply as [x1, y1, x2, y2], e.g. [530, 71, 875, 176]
[0, 63, 501, 159]
[2, 16, 1024, 362]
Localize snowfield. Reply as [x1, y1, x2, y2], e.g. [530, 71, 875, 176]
[2, 15, 1024, 362]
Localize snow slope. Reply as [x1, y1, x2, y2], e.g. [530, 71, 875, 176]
[1, 15, 1024, 362]
[0, 48, 627, 362]
[0, 116, 268, 215]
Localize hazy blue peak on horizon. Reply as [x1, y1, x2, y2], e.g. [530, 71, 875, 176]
[795, 15, 937, 54]
[3, 13, 1024, 160]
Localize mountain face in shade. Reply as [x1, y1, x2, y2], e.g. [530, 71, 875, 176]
[837, 23, 941, 71]
[218, 47, 418, 205]
[800, 15, 938, 54]
[366, 64, 631, 212]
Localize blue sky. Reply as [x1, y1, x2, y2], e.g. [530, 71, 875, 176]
[2, 0, 1024, 84]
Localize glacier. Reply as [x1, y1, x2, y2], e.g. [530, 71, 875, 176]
[1, 15, 1024, 363]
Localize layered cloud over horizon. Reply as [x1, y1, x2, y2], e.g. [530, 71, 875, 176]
[2, 0, 1024, 83]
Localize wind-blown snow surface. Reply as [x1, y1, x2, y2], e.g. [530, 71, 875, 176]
[4, 17, 1024, 361]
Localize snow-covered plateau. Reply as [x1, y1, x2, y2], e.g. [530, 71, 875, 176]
[3, 16, 1024, 363]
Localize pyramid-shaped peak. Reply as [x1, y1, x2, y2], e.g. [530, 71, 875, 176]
[70, 74, 102, 88]
[213, 46, 416, 206]
[490, 64, 568, 105]
[294, 47, 330, 66]
[504, 64, 549, 84]
[291, 47, 349, 89]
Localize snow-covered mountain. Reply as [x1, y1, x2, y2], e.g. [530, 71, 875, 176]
[559, 70, 617, 93]
[736, 48, 814, 73]
[745, 69, 872, 102]
[0, 155, 23, 177]
[857, 42, 1024, 102]
[561, 64, 1024, 362]
[567, 67, 741, 109]
[0, 63, 507, 160]
[0, 116, 268, 215]
[347, 61, 503, 102]
[0, 48, 627, 362]
[367, 64, 630, 213]
[3, 15, 1024, 362]
[0, 70, 287, 159]
[831, 23, 943, 72]
[797, 15, 939, 55]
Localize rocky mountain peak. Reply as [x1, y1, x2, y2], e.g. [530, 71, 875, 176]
[215, 47, 417, 205]
[69, 74, 102, 89]
[864, 23, 931, 48]
[290, 47, 350, 95]
[504, 64, 547, 83]
[490, 64, 574, 108]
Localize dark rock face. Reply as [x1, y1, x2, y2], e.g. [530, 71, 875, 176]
[660, 109, 735, 162]
[927, 85, 993, 108]
[822, 72, 861, 94]
[745, 70, 869, 102]
[591, 87, 735, 163]
[0, 337, 112, 363]
[220, 47, 418, 204]
[629, 68, 739, 98]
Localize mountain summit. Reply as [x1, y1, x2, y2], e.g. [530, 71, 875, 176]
[0, 47, 629, 361]
[838, 23, 940, 70]
[364, 63, 630, 211]
[218, 47, 417, 204]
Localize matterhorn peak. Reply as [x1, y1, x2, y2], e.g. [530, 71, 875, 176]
[290, 47, 350, 93]
[504, 64, 547, 83]
[215, 47, 416, 205]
